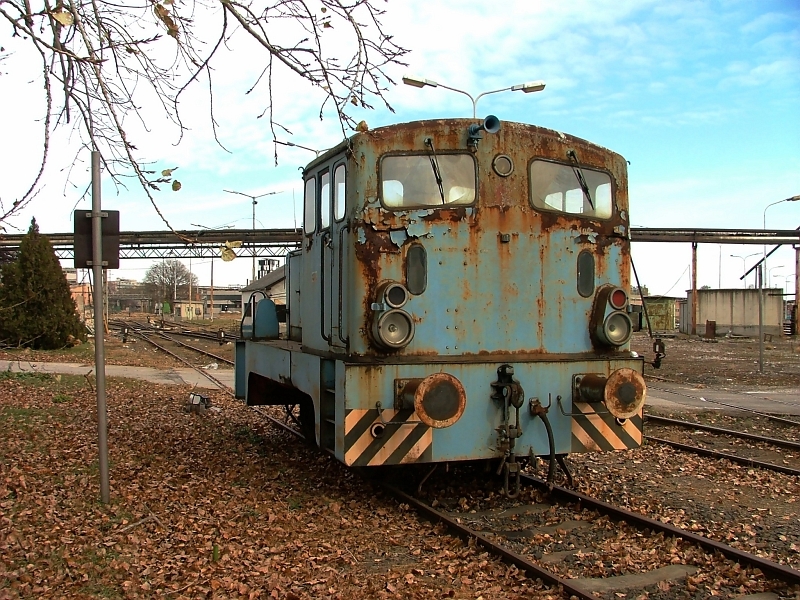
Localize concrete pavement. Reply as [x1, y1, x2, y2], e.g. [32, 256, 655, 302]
[644, 379, 800, 415]
[0, 360, 234, 390]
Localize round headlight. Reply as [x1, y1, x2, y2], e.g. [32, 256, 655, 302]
[376, 281, 410, 308]
[601, 312, 632, 346]
[384, 283, 409, 308]
[372, 309, 414, 350]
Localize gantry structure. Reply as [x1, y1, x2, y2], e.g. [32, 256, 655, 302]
[1, 227, 799, 259]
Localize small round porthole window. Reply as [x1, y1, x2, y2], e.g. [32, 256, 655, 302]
[492, 154, 514, 177]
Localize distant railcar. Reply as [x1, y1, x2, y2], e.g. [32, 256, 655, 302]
[235, 116, 646, 496]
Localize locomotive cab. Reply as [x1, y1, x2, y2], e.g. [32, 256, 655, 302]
[236, 116, 646, 495]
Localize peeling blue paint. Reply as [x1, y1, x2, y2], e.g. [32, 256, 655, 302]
[406, 219, 434, 239]
[389, 229, 408, 246]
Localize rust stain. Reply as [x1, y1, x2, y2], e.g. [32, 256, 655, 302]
[339, 118, 632, 357]
[603, 367, 647, 419]
[420, 207, 469, 223]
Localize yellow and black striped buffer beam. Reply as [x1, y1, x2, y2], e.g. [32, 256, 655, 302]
[571, 402, 643, 452]
[344, 408, 432, 466]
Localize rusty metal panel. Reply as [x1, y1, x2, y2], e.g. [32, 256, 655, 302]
[341, 119, 631, 358]
[342, 357, 644, 464]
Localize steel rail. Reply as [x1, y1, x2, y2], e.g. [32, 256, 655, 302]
[125, 328, 233, 395]
[521, 474, 800, 585]
[646, 436, 800, 477]
[648, 384, 800, 427]
[125, 320, 240, 343]
[251, 407, 307, 440]
[150, 330, 234, 366]
[118, 320, 236, 365]
[381, 484, 596, 600]
[167, 329, 240, 343]
[646, 415, 800, 451]
[646, 374, 800, 410]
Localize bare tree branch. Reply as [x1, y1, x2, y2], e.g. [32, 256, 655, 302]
[0, 0, 408, 231]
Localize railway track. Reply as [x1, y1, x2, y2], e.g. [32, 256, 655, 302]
[641, 383, 800, 476]
[121, 318, 240, 344]
[109, 320, 234, 393]
[644, 415, 800, 477]
[254, 406, 800, 600]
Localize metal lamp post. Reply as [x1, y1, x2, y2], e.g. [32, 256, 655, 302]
[768, 265, 784, 289]
[223, 189, 283, 282]
[402, 75, 546, 117]
[730, 252, 759, 288]
[192, 223, 234, 321]
[762, 195, 800, 288]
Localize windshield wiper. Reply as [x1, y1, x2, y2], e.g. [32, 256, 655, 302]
[424, 137, 446, 204]
[567, 149, 594, 210]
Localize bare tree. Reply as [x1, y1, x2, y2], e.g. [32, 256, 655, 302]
[143, 259, 199, 307]
[0, 0, 407, 230]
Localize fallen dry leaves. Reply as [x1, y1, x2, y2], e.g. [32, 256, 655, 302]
[0, 372, 558, 599]
[569, 438, 800, 572]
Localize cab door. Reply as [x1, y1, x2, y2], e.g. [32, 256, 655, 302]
[302, 160, 347, 351]
[319, 169, 333, 344]
[327, 163, 347, 349]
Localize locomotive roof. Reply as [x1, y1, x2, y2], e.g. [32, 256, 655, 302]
[301, 118, 621, 173]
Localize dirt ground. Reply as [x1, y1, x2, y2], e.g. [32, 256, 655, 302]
[630, 331, 800, 389]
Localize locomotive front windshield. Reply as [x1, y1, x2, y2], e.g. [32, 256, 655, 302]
[530, 160, 613, 219]
[381, 154, 476, 209]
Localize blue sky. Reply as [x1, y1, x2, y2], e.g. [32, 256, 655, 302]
[2, 0, 799, 293]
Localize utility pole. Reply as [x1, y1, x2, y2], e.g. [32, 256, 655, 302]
[691, 242, 698, 336]
[223, 189, 283, 282]
[210, 258, 215, 322]
[795, 246, 800, 334]
[758, 264, 764, 372]
[90, 150, 110, 504]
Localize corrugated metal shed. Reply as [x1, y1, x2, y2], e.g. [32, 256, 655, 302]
[643, 297, 680, 331]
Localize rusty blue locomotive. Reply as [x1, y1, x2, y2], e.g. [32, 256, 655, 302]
[234, 116, 646, 495]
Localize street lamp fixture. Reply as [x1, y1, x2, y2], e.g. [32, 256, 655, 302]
[768, 265, 784, 289]
[763, 195, 800, 230]
[730, 252, 759, 287]
[402, 75, 438, 88]
[223, 189, 283, 282]
[762, 194, 800, 287]
[403, 74, 546, 118]
[274, 140, 324, 157]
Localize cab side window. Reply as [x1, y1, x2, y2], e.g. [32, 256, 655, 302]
[303, 177, 316, 235]
[334, 164, 346, 221]
[320, 171, 331, 229]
